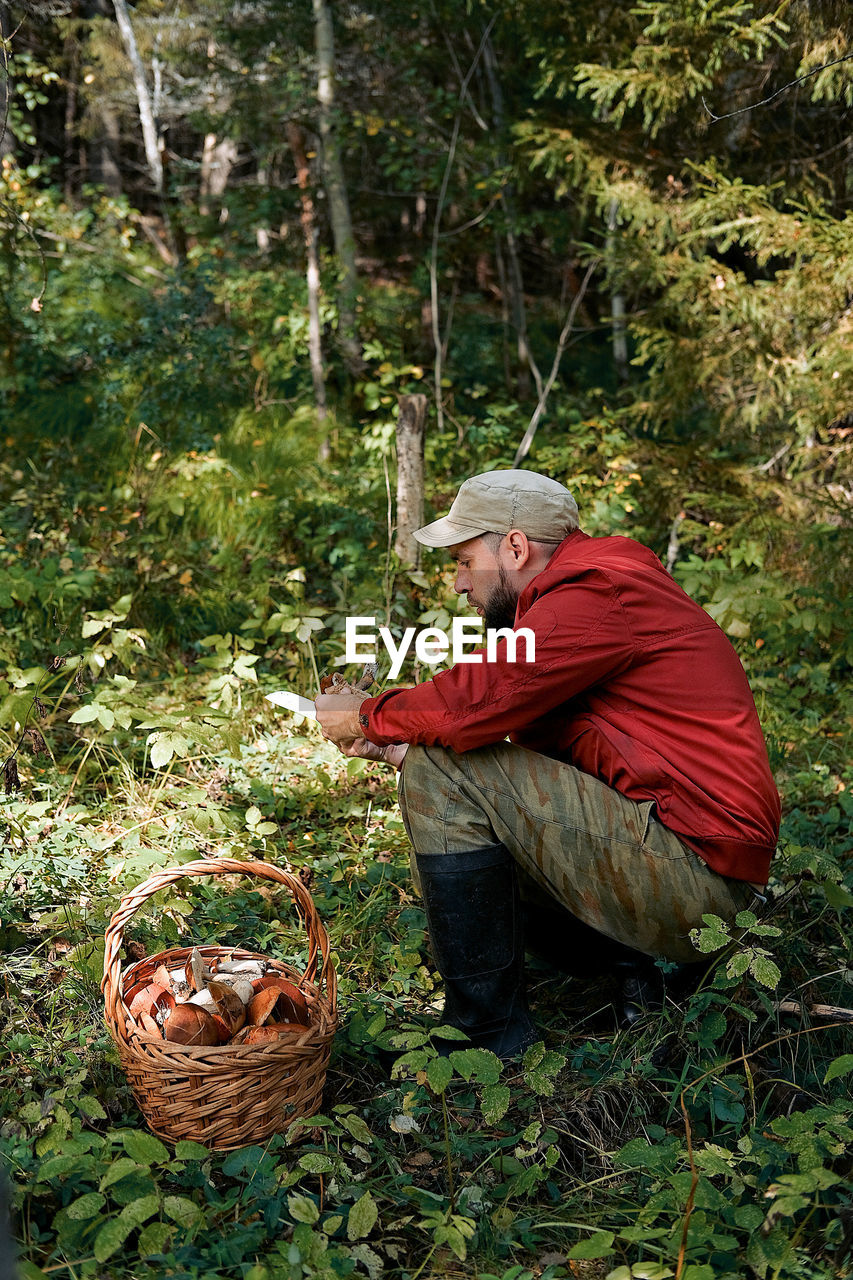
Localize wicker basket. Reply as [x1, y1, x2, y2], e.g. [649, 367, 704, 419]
[102, 857, 338, 1150]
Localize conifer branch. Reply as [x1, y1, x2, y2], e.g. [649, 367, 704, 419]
[703, 54, 853, 123]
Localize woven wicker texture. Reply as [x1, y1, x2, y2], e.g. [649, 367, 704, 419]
[103, 858, 338, 1150]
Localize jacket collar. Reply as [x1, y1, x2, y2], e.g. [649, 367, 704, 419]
[516, 528, 589, 617]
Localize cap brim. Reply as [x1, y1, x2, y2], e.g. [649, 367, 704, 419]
[412, 516, 493, 548]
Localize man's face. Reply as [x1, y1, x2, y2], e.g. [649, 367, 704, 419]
[450, 535, 519, 631]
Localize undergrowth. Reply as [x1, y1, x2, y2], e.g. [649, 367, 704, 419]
[1, 371, 851, 1279]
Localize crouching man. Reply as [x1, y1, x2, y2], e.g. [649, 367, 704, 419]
[316, 470, 780, 1058]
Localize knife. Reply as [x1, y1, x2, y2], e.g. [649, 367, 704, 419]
[265, 690, 318, 720]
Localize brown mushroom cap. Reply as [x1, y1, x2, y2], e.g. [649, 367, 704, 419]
[128, 981, 175, 1022]
[162, 1003, 220, 1046]
[248, 975, 309, 1026]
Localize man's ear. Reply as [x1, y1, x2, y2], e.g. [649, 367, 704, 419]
[504, 529, 531, 567]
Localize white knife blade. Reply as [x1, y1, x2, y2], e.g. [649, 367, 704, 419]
[265, 690, 318, 720]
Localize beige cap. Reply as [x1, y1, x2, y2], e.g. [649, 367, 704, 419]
[413, 469, 579, 548]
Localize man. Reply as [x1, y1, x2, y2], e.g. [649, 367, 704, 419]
[316, 470, 780, 1058]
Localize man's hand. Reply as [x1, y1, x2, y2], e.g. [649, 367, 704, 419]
[315, 690, 368, 745]
[314, 689, 408, 769]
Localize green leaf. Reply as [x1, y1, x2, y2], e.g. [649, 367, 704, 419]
[435, 1222, 468, 1260]
[341, 1113, 373, 1144]
[299, 1153, 335, 1174]
[66, 1191, 106, 1219]
[69, 704, 100, 724]
[824, 1054, 853, 1084]
[749, 953, 781, 988]
[93, 1195, 160, 1263]
[347, 1190, 378, 1240]
[480, 1082, 510, 1124]
[162, 1196, 201, 1228]
[449, 1046, 502, 1083]
[431, 1023, 470, 1041]
[426, 1055, 454, 1094]
[119, 1194, 160, 1230]
[137, 1221, 173, 1258]
[288, 1193, 319, 1224]
[824, 881, 853, 910]
[726, 952, 750, 978]
[121, 1130, 170, 1165]
[78, 1095, 107, 1120]
[149, 733, 175, 769]
[17, 1263, 50, 1280]
[568, 1230, 614, 1259]
[100, 1158, 145, 1191]
[174, 1140, 209, 1160]
[615, 1138, 674, 1171]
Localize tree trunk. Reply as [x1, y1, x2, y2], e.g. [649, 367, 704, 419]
[483, 35, 542, 402]
[62, 22, 79, 200]
[285, 120, 327, 448]
[0, 4, 15, 163]
[199, 38, 236, 219]
[395, 394, 427, 568]
[607, 199, 629, 382]
[200, 134, 237, 216]
[90, 101, 123, 196]
[112, 0, 163, 194]
[312, 0, 362, 373]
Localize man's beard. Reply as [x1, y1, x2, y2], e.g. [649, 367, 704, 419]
[482, 566, 520, 631]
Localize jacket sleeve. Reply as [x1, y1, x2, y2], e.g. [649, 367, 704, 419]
[358, 571, 636, 752]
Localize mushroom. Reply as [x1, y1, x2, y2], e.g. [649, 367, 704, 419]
[137, 1011, 163, 1038]
[247, 977, 309, 1027]
[128, 981, 175, 1022]
[209, 973, 255, 1005]
[161, 1003, 220, 1046]
[187, 980, 246, 1040]
[231, 1021, 306, 1046]
[185, 947, 209, 994]
[212, 957, 267, 979]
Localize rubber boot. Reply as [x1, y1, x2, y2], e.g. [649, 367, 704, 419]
[415, 843, 537, 1061]
[520, 888, 701, 1025]
[521, 894, 642, 978]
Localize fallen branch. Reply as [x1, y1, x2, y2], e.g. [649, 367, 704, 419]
[775, 1000, 853, 1023]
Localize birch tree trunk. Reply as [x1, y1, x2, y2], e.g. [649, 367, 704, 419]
[312, 0, 362, 373]
[112, 0, 163, 194]
[199, 38, 236, 219]
[0, 4, 14, 162]
[395, 394, 427, 568]
[200, 135, 237, 216]
[285, 121, 327, 447]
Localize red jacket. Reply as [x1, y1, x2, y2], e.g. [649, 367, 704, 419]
[359, 530, 780, 884]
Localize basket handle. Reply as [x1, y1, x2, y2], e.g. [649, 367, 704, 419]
[102, 857, 336, 1030]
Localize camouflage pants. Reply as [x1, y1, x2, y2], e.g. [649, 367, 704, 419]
[398, 742, 756, 963]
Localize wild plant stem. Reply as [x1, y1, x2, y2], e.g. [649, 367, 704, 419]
[441, 1090, 455, 1212]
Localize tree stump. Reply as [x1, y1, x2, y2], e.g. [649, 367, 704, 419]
[395, 394, 428, 568]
